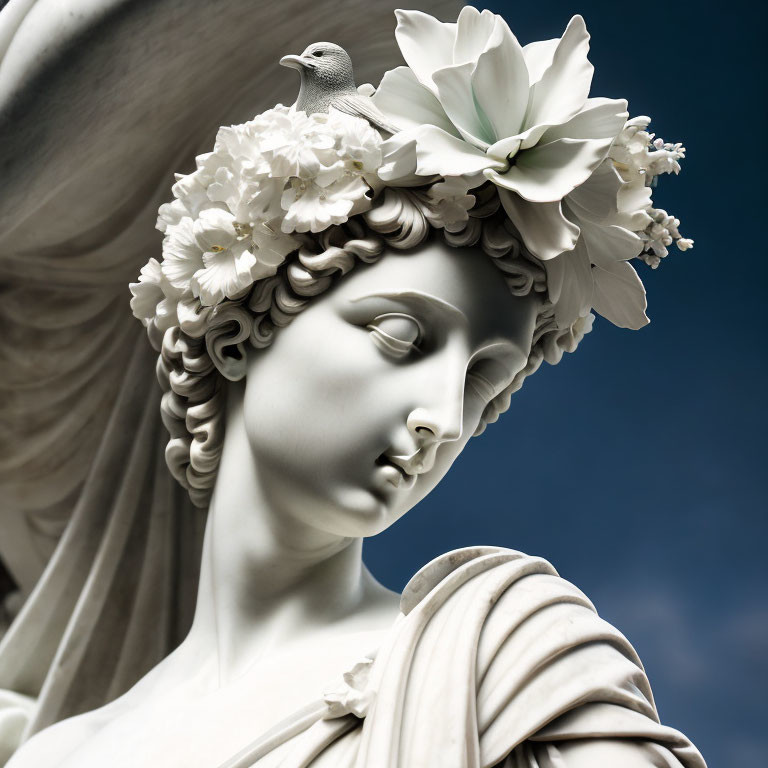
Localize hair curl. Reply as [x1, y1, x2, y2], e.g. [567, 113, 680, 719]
[152, 183, 591, 508]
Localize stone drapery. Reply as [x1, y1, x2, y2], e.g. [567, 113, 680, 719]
[219, 548, 705, 768]
[0, 0, 457, 761]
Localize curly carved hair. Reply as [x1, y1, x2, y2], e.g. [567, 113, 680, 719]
[150, 184, 591, 507]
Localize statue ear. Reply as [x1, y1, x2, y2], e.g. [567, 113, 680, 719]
[205, 306, 252, 382]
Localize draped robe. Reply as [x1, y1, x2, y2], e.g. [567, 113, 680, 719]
[215, 547, 705, 768]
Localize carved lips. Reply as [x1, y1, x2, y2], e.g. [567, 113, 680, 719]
[376, 452, 419, 490]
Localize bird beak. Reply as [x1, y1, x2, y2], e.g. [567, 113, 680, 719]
[279, 54, 312, 71]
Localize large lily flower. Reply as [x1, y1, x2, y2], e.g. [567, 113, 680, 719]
[543, 159, 649, 330]
[374, 7, 628, 261]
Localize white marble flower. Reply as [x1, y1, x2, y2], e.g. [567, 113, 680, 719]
[160, 217, 204, 296]
[254, 109, 381, 233]
[281, 176, 369, 233]
[138, 105, 385, 323]
[328, 109, 383, 173]
[271, 111, 381, 233]
[250, 219, 302, 278]
[374, 7, 628, 261]
[204, 124, 277, 224]
[421, 177, 476, 229]
[323, 657, 375, 719]
[129, 258, 165, 326]
[190, 208, 260, 306]
[157, 172, 210, 233]
[259, 109, 337, 180]
[547, 160, 648, 330]
[609, 117, 693, 267]
[541, 114, 694, 329]
[130, 257, 181, 331]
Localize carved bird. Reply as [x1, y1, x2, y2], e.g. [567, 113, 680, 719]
[279, 42, 400, 134]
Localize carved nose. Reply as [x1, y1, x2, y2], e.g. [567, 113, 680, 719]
[404, 347, 467, 472]
[407, 405, 462, 445]
[403, 409, 460, 476]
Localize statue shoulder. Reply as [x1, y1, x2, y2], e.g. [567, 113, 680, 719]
[401, 545, 578, 600]
[5, 706, 110, 768]
[400, 545, 602, 630]
[398, 545, 651, 721]
[374, 545, 705, 768]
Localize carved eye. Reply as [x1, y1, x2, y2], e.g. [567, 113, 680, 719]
[367, 314, 422, 358]
[466, 359, 509, 401]
[312, 50, 324, 57]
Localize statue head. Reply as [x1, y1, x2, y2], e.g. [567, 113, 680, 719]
[148, 187, 589, 512]
[236, 237, 542, 536]
[131, 9, 691, 512]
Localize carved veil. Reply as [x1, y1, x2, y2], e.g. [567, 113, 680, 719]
[0, 0, 457, 750]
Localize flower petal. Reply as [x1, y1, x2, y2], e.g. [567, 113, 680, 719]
[251, 224, 297, 275]
[487, 135, 521, 161]
[615, 180, 653, 230]
[452, 6, 497, 64]
[377, 131, 419, 180]
[591, 257, 649, 329]
[498, 190, 580, 261]
[129, 258, 164, 325]
[394, 9, 457, 92]
[433, 62, 494, 148]
[543, 237, 594, 327]
[564, 159, 622, 224]
[524, 15, 593, 130]
[406, 124, 502, 177]
[373, 67, 459, 136]
[192, 246, 257, 306]
[541, 97, 628, 142]
[582, 219, 645, 264]
[193, 208, 238, 251]
[471, 17, 529, 139]
[490, 137, 613, 202]
[281, 182, 357, 233]
[522, 38, 558, 85]
[162, 218, 204, 293]
[154, 297, 180, 332]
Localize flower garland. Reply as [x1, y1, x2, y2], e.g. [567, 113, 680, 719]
[131, 106, 384, 326]
[132, 7, 691, 336]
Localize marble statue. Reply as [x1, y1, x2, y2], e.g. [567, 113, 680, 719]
[0, 2, 705, 766]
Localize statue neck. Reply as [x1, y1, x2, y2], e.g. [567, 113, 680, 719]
[187, 380, 392, 686]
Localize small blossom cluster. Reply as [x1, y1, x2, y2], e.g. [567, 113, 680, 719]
[413, 178, 477, 230]
[609, 116, 693, 268]
[323, 657, 375, 719]
[131, 106, 384, 327]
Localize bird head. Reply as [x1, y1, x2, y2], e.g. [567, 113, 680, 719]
[279, 43, 355, 88]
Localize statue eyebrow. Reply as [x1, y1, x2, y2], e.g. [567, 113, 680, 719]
[348, 290, 466, 322]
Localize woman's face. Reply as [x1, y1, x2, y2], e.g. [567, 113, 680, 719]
[242, 241, 539, 538]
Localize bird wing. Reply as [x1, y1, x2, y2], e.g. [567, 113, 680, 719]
[333, 93, 403, 135]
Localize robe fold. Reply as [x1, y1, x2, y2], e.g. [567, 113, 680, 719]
[217, 546, 706, 768]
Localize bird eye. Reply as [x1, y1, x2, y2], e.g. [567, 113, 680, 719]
[312, 50, 324, 57]
[367, 314, 422, 359]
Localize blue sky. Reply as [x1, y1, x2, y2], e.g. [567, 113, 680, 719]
[364, 2, 768, 764]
